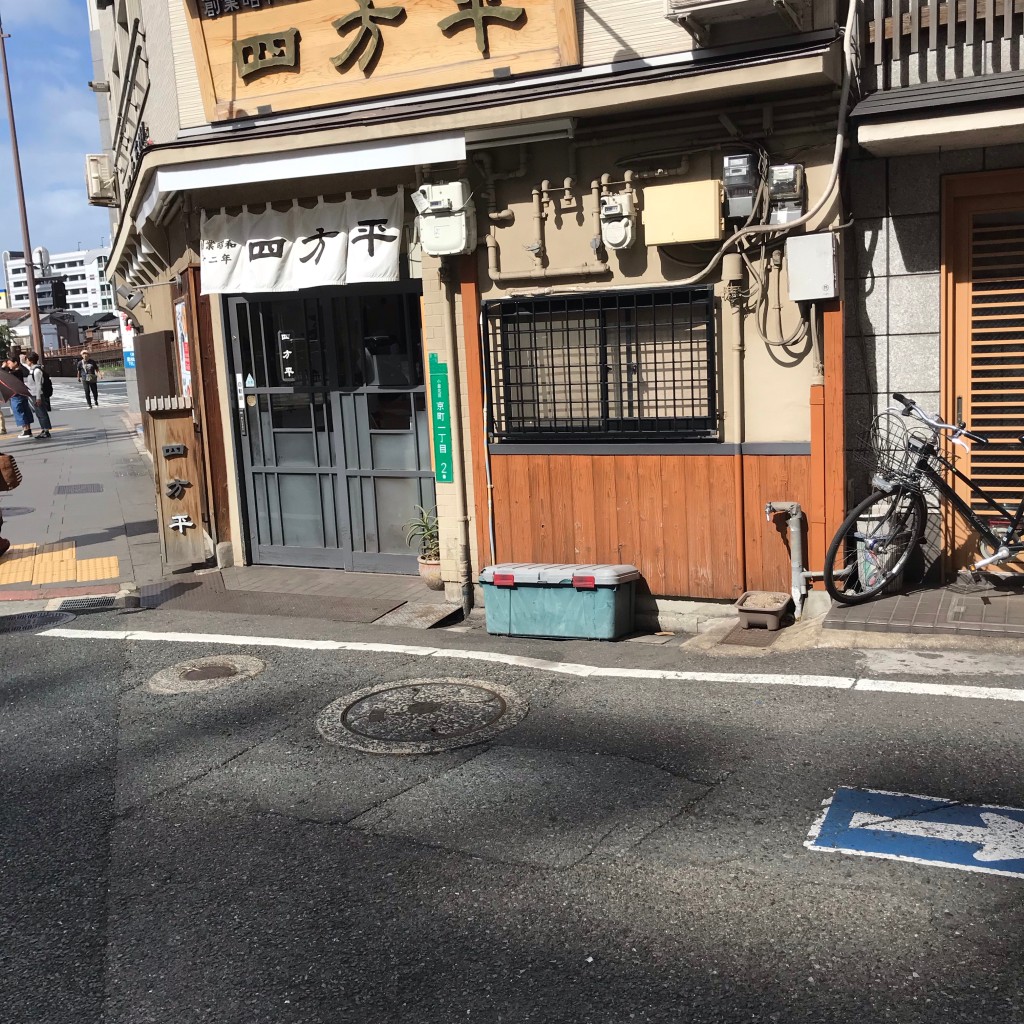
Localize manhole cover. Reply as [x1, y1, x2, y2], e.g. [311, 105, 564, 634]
[718, 623, 780, 648]
[317, 678, 529, 755]
[148, 654, 264, 694]
[183, 663, 238, 681]
[0, 611, 77, 634]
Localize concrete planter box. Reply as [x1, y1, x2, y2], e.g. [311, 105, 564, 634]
[735, 591, 792, 631]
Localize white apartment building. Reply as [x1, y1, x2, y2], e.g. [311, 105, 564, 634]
[1, 246, 114, 314]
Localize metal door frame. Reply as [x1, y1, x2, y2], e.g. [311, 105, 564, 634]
[226, 284, 434, 573]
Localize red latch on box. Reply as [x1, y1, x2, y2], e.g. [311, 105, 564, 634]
[493, 573, 516, 587]
[572, 575, 596, 589]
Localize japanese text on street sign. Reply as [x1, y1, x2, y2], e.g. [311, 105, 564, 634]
[429, 353, 454, 485]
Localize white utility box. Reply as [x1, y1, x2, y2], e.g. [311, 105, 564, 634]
[412, 180, 477, 257]
[785, 232, 838, 302]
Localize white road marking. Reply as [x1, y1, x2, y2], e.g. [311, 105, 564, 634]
[848, 810, 1024, 863]
[857, 678, 1024, 702]
[860, 649, 1024, 677]
[35, 626, 1024, 703]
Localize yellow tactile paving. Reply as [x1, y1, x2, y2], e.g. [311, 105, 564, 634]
[76, 557, 120, 583]
[31, 561, 78, 586]
[0, 552, 37, 585]
[38, 541, 76, 558]
[0, 543, 120, 588]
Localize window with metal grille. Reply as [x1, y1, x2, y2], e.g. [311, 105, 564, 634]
[484, 288, 718, 443]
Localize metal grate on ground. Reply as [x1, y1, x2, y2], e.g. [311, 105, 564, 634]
[58, 595, 119, 612]
[54, 483, 104, 494]
[718, 623, 781, 648]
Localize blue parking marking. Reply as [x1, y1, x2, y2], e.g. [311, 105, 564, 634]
[806, 787, 1024, 879]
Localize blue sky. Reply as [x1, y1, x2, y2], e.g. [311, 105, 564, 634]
[0, 0, 110, 261]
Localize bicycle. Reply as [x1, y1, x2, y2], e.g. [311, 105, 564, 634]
[823, 392, 1024, 605]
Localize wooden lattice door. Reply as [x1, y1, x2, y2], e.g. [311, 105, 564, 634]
[944, 172, 1024, 572]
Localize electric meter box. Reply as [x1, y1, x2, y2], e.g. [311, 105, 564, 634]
[786, 232, 839, 302]
[642, 180, 723, 245]
[413, 180, 477, 256]
[722, 153, 758, 220]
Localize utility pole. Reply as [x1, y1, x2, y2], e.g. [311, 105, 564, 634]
[0, 9, 43, 358]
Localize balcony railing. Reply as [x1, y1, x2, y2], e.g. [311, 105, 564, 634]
[866, 0, 1024, 89]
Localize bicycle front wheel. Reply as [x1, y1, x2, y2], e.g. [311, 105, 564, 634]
[824, 488, 927, 605]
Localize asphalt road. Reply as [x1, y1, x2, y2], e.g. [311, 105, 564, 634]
[4, 611, 1024, 1023]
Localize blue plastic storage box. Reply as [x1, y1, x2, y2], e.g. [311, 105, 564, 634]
[479, 563, 642, 640]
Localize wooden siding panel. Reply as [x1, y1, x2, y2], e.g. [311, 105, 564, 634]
[168, 0, 207, 129]
[682, 457, 714, 597]
[660, 456, 689, 596]
[571, 455, 598, 563]
[490, 453, 781, 599]
[592, 457, 619, 566]
[547, 455, 578, 561]
[637, 458, 666, 595]
[743, 456, 812, 593]
[708, 456, 743, 597]
[493, 457, 514, 561]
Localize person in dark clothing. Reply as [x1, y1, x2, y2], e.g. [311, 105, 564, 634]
[76, 349, 100, 408]
[2, 354, 33, 438]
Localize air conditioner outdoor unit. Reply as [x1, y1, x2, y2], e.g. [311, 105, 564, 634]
[665, 0, 804, 43]
[85, 153, 118, 208]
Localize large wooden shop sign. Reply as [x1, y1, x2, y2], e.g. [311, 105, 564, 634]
[184, 0, 579, 121]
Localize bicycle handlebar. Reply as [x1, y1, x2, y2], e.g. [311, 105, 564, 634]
[891, 392, 989, 446]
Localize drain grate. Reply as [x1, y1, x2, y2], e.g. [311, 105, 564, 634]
[317, 678, 529, 755]
[59, 595, 118, 612]
[0, 611, 77, 634]
[719, 623, 780, 648]
[54, 483, 103, 495]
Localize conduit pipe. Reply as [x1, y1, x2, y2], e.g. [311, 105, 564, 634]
[666, 0, 860, 288]
[723, 252, 747, 594]
[479, 154, 606, 280]
[439, 262, 474, 617]
[479, 308, 497, 564]
[765, 501, 807, 618]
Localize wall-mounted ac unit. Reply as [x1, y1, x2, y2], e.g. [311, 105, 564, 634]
[665, 0, 804, 44]
[85, 154, 118, 208]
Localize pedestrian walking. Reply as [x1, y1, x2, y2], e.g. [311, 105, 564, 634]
[76, 349, 100, 408]
[2, 354, 33, 438]
[24, 353, 52, 439]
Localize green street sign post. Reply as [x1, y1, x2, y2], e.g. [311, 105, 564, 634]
[429, 353, 455, 484]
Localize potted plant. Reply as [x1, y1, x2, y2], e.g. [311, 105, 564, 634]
[405, 505, 443, 591]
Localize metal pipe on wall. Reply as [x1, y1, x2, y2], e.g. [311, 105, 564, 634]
[723, 252, 747, 595]
[439, 262, 474, 616]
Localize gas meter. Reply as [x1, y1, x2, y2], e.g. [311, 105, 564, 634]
[412, 180, 477, 256]
[599, 192, 637, 250]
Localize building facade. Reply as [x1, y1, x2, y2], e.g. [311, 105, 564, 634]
[845, 4, 1024, 577]
[1, 247, 114, 315]
[88, 0, 868, 615]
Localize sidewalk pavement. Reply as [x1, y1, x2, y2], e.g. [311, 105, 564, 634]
[0, 402, 161, 601]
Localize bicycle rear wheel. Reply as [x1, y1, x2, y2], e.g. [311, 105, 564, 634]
[824, 488, 927, 605]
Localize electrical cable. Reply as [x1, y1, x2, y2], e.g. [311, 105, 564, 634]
[663, 0, 860, 288]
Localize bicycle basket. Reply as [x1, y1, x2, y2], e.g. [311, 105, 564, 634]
[852, 410, 942, 488]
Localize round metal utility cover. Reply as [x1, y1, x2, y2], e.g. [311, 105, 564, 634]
[316, 678, 529, 755]
[148, 654, 265, 695]
[0, 610, 76, 634]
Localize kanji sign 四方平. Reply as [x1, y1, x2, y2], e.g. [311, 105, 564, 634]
[184, 0, 578, 122]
